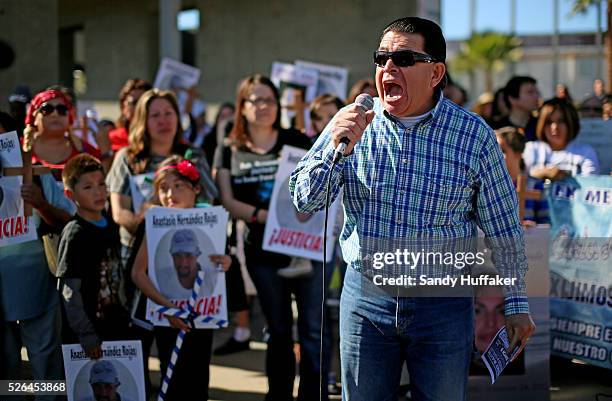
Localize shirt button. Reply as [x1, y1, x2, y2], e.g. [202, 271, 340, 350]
[402, 158, 408, 164]
[396, 218, 402, 225]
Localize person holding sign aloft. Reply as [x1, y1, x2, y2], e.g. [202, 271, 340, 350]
[131, 156, 231, 401]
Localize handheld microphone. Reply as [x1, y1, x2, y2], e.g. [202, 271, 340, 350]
[333, 93, 374, 163]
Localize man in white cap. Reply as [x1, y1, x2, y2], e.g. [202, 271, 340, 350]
[156, 229, 218, 299]
[170, 229, 201, 290]
[83, 360, 135, 401]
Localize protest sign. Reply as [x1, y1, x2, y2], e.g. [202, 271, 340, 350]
[154, 58, 201, 91]
[295, 60, 349, 100]
[129, 173, 155, 214]
[574, 119, 612, 174]
[262, 145, 339, 262]
[0, 131, 37, 247]
[145, 206, 228, 328]
[547, 176, 612, 370]
[468, 225, 550, 400]
[62, 341, 145, 401]
[271, 62, 319, 130]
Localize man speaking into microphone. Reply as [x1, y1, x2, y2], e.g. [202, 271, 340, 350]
[290, 17, 535, 401]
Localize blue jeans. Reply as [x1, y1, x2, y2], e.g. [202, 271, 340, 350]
[247, 261, 330, 401]
[340, 267, 474, 401]
[3, 305, 65, 401]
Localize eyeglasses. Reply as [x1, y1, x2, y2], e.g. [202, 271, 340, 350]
[245, 97, 276, 107]
[373, 50, 437, 68]
[38, 103, 69, 117]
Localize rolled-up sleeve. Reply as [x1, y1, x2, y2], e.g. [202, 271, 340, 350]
[474, 127, 529, 316]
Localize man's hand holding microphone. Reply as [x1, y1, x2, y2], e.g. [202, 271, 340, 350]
[332, 94, 376, 163]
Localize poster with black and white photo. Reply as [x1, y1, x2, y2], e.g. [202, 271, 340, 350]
[574, 119, 612, 174]
[153, 57, 201, 91]
[262, 145, 339, 262]
[468, 225, 550, 400]
[0, 131, 37, 247]
[62, 341, 145, 401]
[129, 173, 155, 214]
[295, 60, 349, 100]
[271, 62, 319, 130]
[145, 206, 228, 328]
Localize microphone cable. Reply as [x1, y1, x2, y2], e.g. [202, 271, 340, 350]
[319, 151, 341, 401]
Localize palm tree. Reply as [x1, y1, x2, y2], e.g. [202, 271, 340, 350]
[450, 31, 522, 93]
[571, 0, 611, 93]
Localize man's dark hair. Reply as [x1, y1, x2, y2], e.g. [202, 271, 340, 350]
[503, 76, 537, 109]
[381, 17, 447, 89]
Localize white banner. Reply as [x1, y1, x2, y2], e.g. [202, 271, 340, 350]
[0, 131, 37, 247]
[263, 146, 339, 262]
[145, 206, 228, 328]
[62, 341, 145, 401]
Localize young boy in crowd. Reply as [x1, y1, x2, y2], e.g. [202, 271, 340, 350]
[57, 154, 129, 358]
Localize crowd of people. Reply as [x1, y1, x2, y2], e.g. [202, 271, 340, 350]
[0, 20, 610, 401]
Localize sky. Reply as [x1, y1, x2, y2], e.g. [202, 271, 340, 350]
[441, 0, 608, 40]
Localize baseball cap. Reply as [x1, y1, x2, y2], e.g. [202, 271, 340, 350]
[169, 229, 201, 256]
[89, 360, 120, 385]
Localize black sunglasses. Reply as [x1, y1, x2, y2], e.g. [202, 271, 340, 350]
[373, 50, 437, 68]
[38, 103, 69, 116]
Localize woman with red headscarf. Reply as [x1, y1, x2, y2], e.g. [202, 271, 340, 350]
[25, 89, 101, 181]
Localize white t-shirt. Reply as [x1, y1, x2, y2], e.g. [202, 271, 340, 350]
[394, 110, 432, 129]
[523, 140, 600, 176]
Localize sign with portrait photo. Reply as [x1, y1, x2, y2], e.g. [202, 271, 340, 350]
[145, 206, 228, 328]
[547, 176, 612, 371]
[271, 62, 319, 131]
[153, 57, 201, 92]
[468, 225, 550, 400]
[295, 60, 349, 100]
[129, 173, 155, 214]
[62, 341, 145, 401]
[0, 130, 37, 247]
[262, 145, 340, 262]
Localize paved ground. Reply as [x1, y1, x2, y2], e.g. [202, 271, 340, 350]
[16, 296, 612, 400]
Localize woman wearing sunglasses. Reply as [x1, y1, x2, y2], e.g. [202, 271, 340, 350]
[25, 89, 101, 182]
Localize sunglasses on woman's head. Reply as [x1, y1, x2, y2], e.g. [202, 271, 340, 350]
[38, 103, 69, 116]
[373, 50, 437, 68]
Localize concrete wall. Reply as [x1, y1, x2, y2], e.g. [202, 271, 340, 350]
[58, 0, 159, 101]
[193, 0, 416, 102]
[2, 0, 419, 107]
[0, 0, 59, 105]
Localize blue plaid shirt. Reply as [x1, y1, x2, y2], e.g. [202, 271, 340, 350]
[289, 95, 529, 316]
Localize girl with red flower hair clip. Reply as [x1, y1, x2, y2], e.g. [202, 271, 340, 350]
[130, 155, 231, 400]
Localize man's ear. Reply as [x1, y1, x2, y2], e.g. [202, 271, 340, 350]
[194, 184, 201, 195]
[430, 63, 447, 90]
